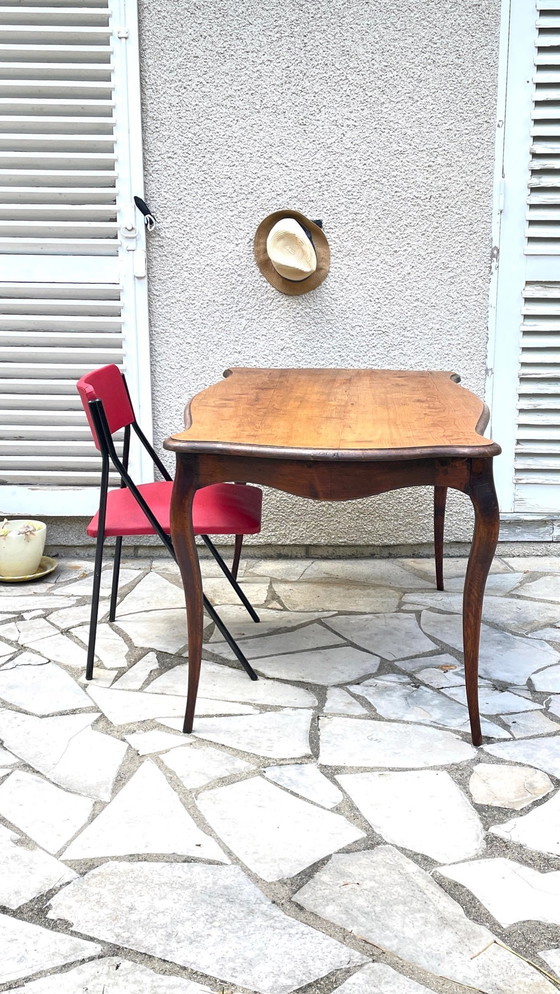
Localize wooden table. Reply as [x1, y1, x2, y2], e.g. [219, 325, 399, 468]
[164, 368, 501, 746]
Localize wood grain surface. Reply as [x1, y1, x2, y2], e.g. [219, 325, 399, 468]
[165, 368, 501, 461]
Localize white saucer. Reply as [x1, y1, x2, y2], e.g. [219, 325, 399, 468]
[0, 556, 58, 583]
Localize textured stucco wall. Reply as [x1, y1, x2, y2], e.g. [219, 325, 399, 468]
[136, 0, 501, 548]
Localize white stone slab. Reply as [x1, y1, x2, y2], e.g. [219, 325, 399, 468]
[517, 574, 560, 602]
[421, 611, 559, 684]
[48, 861, 365, 994]
[549, 695, 560, 719]
[0, 709, 127, 800]
[245, 558, 311, 581]
[0, 745, 16, 766]
[445, 572, 525, 595]
[193, 710, 312, 759]
[198, 775, 363, 881]
[540, 951, 560, 981]
[10, 958, 214, 994]
[326, 613, 436, 660]
[532, 665, 560, 692]
[530, 629, 560, 642]
[16, 618, 58, 643]
[294, 847, 556, 994]
[338, 770, 484, 862]
[199, 576, 270, 607]
[504, 557, 560, 573]
[332, 963, 436, 994]
[503, 711, 560, 738]
[116, 570, 187, 614]
[0, 595, 77, 612]
[414, 657, 466, 687]
[51, 559, 93, 583]
[116, 609, 188, 653]
[484, 738, 560, 780]
[71, 623, 129, 668]
[265, 763, 343, 808]
[0, 621, 19, 640]
[0, 823, 76, 908]
[469, 763, 554, 810]
[64, 760, 227, 862]
[404, 592, 560, 634]
[124, 729, 184, 754]
[323, 687, 368, 715]
[442, 685, 540, 715]
[255, 645, 380, 685]
[404, 557, 511, 578]
[46, 604, 93, 630]
[23, 632, 88, 671]
[319, 716, 476, 767]
[212, 622, 344, 660]
[87, 685, 188, 723]
[87, 684, 255, 723]
[111, 651, 159, 689]
[301, 558, 435, 589]
[349, 678, 509, 739]
[0, 914, 100, 985]
[150, 659, 317, 708]
[207, 606, 335, 640]
[60, 566, 141, 595]
[491, 790, 560, 856]
[0, 634, 14, 654]
[160, 741, 253, 788]
[0, 769, 93, 853]
[273, 580, 400, 613]
[438, 857, 560, 928]
[0, 652, 90, 714]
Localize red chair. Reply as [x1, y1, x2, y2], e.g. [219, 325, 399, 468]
[76, 364, 263, 682]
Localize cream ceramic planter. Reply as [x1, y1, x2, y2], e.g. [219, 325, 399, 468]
[0, 519, 47, 578]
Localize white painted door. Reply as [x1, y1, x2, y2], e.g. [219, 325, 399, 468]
[490, 0, 560, 515]
[0, 0, 152, 517]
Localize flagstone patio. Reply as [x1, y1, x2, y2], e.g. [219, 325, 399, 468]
[1, 553, 560, 994]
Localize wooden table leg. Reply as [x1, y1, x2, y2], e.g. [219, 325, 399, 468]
[463, 460, 500, 746]
[170, 456, 204, 734]
[434, 486, 447, 591]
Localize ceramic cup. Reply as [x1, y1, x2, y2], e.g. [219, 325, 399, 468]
[0, 519, 47, 578]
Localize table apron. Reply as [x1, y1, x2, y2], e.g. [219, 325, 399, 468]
[176, 453, 476, 500]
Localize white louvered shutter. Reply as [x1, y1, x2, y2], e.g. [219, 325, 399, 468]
[492, 0, 560, 514]
[0, 0, 152, 517]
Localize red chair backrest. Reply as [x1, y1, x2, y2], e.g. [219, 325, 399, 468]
[77, 364, 135, 451]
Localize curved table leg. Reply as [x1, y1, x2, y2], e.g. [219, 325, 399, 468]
[170, 457, 203, 734]
[434, 486, 447, 591]
[463, 461, 500, 746]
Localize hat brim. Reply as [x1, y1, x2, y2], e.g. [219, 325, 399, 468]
[254, 209, 330, 296]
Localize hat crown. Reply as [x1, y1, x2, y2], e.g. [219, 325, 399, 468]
[266, 218, 317, 282]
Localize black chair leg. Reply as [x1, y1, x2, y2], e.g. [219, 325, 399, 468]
[231, 534, 243, 580]
[203, 593, 258, 681]
[201, 535, 259, 623]
[109, 535, 123, 622]
[86, 530, 105, 680]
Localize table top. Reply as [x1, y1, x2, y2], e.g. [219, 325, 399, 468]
[164, 368, 501, 462]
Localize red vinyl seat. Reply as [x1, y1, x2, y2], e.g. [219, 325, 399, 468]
[76, 364, 262, 684]
[86, 480, 262, 537]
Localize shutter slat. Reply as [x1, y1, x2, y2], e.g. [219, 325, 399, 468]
[0, 117, 114, 134]
[0, 62, 113, 81]
[0, 9, 110, 26]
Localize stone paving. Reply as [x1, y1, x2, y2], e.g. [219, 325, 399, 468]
[0, 554, 560, 993]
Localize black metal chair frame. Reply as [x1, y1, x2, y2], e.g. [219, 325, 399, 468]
[85, 390, 259, 683]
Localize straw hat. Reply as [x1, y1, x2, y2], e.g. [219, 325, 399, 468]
[254, 209, 330, 295]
